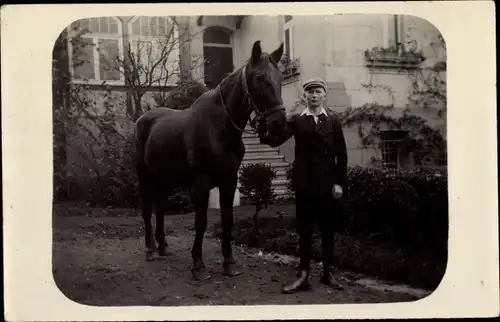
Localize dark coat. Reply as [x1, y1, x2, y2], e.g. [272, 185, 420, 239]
[260, 110, 348, 195]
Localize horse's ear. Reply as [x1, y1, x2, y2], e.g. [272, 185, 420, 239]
[270, 43, 284, 64]
[251, 40, 262, 65]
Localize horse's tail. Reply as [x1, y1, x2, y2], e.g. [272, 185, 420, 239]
[133, 114, 152, 167]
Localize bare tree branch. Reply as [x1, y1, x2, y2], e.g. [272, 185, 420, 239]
[98, 18, 203, 119]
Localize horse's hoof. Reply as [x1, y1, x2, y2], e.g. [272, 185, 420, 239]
[223, 263, 242, 277]
[191, 267, 212, 281]
[146, 251, 156, 262]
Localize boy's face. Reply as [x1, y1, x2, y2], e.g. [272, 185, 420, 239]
[304, 86, 327, 109]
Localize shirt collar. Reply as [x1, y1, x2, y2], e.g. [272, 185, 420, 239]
[301, 106, 328, 117]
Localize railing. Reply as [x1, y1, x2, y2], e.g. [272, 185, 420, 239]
[364, 44, 425, 69]
[279, 55, 300, 80]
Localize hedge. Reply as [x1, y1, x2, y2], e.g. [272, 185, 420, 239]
[287, 165, 448, 255]
[342, 166, 448, 254]
[215, 165, 448, 289]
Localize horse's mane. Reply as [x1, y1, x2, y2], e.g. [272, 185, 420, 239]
[193, 52, 279, 106]
[195, 65, 244, 102]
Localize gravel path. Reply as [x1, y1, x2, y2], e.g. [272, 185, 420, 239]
[52, 205, 422, 306]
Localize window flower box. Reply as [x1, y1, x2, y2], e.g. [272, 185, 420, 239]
[364, 44, 425, 69]
[279, 55, 301, 80]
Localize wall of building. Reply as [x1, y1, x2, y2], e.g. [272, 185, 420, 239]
[236, 15, 282, 68]
[322, 14, 446, 166]
[186, 14, 445, 167]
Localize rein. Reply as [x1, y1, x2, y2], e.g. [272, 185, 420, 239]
[217, 65, 285, 135]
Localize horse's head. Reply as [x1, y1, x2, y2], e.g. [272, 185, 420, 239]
[244, 41, 287, 136]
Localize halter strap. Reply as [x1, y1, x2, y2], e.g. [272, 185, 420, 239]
[218, 65, 285, 134]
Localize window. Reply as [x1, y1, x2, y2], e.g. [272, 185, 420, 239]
[130, 16, 174, 37]
[71, 38, 95, 80]
[379, 130, 409, 169]
[283, 15, 294, 59]
[98, 38, 121, 81]
[203, 29, 231, 44]
[387, 14, 405, 48]
[75, 17, 119, 34]
[202, 28, 233, 89]
[68, 17, 124, 83]
[127, 16, 180, 86]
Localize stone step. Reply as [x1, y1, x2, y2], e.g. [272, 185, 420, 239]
[244, 147, 280, 157]
[240, 121, 290, 198]
[244, 144, 269, 151]
[241, 160, 289, 167]
[245, 151, 280, 158]
[275, 168, 289, 177]
[243, 155, 285, 162]
[243, 140, 267, 145]
[245, 146, 278, 153]
[274, 189, 290, 197]
[242, 132, 258, 139]
[271, 178, 288, 187]
[238, 176, 288, 187]
[243, 138, 261, 145]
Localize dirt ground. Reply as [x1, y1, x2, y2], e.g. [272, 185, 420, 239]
[53, 203, 422, 306]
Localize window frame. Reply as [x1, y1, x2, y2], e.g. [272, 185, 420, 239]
[283, 15, 294, 59]
[383, 14, 406, 48]
[379, 129, 410, 170]
[67, 17, 125, 86]
[128, 16, 175, 38]
[127, 16, 181, 87]
[202, 27, 234, 88]
[202, 28, 233, 48]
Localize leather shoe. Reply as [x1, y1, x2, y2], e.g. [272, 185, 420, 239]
[282, 270, 311, 294]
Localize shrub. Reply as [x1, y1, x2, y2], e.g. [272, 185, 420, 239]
[100, 134, 140, 208]
[153, 77, 208, 110]
[222, 164, 448, 289]
[64, 123, 140, 208]
[164, 187, 193, 214]
[403, 167, 448, 254]
[283, 165, 448, 253]
[65, 129, 194, 212]
[285, 163, 295, 199]
[213, 212, 446, 290]
[344, 166, 447, 251]
[238, 163, 278, 228]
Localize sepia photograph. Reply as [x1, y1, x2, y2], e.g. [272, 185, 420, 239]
[51, 13, 449, 306]
[3, 2, 498, 320]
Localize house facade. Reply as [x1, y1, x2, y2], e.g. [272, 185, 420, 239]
[190, 14, 446, 169]
[63, 14, 446, 202]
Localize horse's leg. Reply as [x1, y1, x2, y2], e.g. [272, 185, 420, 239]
[143, 201, 157, 261]
[138, 166, 157, 261]
[155, 194, 169, 258]
[219, 174, 242, 277]
[191, 178, 211, 281]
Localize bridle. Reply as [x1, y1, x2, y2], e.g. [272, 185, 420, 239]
[217, 64, 285, 135]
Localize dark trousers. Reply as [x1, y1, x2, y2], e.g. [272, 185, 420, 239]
[295, 191, 338, 272]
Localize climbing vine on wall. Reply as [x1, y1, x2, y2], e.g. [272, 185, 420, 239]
[329, 103, 446, 167]
[290, 37, 446, 168]
[335, 34, 447, 168]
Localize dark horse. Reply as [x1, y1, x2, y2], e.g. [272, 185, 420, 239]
[134, 41, 287, 281]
